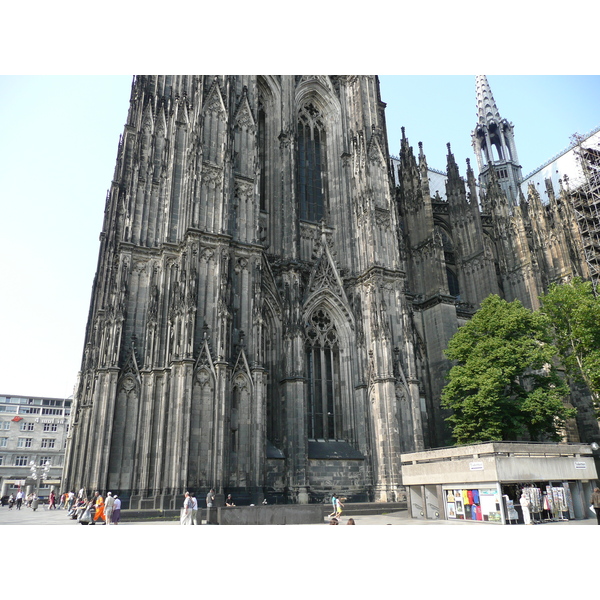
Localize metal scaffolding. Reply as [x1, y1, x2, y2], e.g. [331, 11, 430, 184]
[567, 135, 600, 294]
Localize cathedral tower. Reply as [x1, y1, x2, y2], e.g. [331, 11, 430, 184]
[63, 76, 425, 508]
[472, 76, 522, 204]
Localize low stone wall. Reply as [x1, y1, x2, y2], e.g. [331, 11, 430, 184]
[217, 504, 323, 525]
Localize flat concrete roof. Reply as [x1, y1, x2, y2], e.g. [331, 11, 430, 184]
[400, 442, 598, 486]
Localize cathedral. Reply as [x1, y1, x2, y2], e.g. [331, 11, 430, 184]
[63, 75, 600, 508]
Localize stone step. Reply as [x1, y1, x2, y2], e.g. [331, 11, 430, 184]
[322, 502, 407, 516]
[119, 502, 408, 522]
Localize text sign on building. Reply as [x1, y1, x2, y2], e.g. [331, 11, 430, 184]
[574, 461, 587, 469]
[469, 461, 484, 471]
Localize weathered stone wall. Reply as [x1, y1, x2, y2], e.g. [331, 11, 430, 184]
[265, 458, 286, 492]
[307, 459, 369, 502]
[217, 504, 323, 525]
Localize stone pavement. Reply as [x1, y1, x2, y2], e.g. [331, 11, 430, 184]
[1, 504, 597, 525]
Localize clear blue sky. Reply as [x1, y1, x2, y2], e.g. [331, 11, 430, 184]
[1, 75, 598, 399]
[379, 75, 600, 174]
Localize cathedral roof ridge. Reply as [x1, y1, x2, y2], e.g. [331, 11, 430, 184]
[521, 122, 600, 182]
[390, 155, 447, 177]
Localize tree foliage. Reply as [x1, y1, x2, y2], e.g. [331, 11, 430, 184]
[540, 277, 600, 413]
[441, 295, 575, 445]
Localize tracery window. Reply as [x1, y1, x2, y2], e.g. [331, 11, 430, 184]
[258, 105, 267, 211]
[297, 104, 326, 222]
[305, 308, 342, 440]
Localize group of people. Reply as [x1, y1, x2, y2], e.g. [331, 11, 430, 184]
[328, 493, 344, 519]
[66, 490, 121, 525]
[180, 489, 245, 525]
[327, 493, 353, 524]
[180, 491, 200, 525]
[6, 490, 45, 511]
[6, 490, 27, 510]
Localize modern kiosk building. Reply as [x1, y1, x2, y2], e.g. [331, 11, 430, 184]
[400, 442, 598, 524]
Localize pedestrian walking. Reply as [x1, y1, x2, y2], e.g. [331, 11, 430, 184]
[104, 492, 115, 525]
[48, 490, 56, 510]
[180, 491, 193, 525]
[112, 495, 121, 525]
[16, 490, 24, 510]
[591, 487, 600, 525]
[335, 495, 344, 518]
[191, 493, 198, 525]
[92, 491, 105, 524]
[328, 493, 337, 518]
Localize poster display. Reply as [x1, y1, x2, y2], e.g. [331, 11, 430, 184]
[546, 485, 569, 520]
[443, 486, 501, 522]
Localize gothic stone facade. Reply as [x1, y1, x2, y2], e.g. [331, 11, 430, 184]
[63, 76, 426, 508]
[63, 75, 599, 508]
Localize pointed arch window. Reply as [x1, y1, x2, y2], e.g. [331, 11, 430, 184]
[258, 104, 267, 211]
[305, 308, 342, 440]
[297, 104, 326, 222]
[446, 267, 460, 298]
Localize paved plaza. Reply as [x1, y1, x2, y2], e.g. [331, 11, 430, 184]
[0, 504, 597, 526]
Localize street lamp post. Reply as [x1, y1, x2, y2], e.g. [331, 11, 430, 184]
[29, 460, 51, 507]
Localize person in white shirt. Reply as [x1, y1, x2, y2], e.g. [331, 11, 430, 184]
[520, 493, 532, 525]
[104, 492, 115, 525]
[191, 493, 199, 525]
[180, 491, 193, 525]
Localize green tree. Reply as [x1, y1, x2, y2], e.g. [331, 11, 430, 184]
[540, 277, 600, 413]
[441, 295, 575, 445]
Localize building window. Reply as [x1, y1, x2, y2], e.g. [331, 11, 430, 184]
[297, 104, 326, 223]
[258, 105, 267, 211]
[39, 456, 52, 466]
[305, 308, 342, 440]
[41, 438, 56, 449]
[17, 438, 33, 448]
[447, 267, 460, 298]
[2, 421, 10, 430]
[20, 422, 34, 431]
[42, 399, 62, 407]
[43, 423, 58, 432]
[0, 437, 7, 447]
[15, 456, 29, 466]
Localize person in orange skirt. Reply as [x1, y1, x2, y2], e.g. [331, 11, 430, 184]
[92, 491, 105, 524]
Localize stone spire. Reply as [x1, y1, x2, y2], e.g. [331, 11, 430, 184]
[471, 75, 522, 205]
[475, 75, 502, 127]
